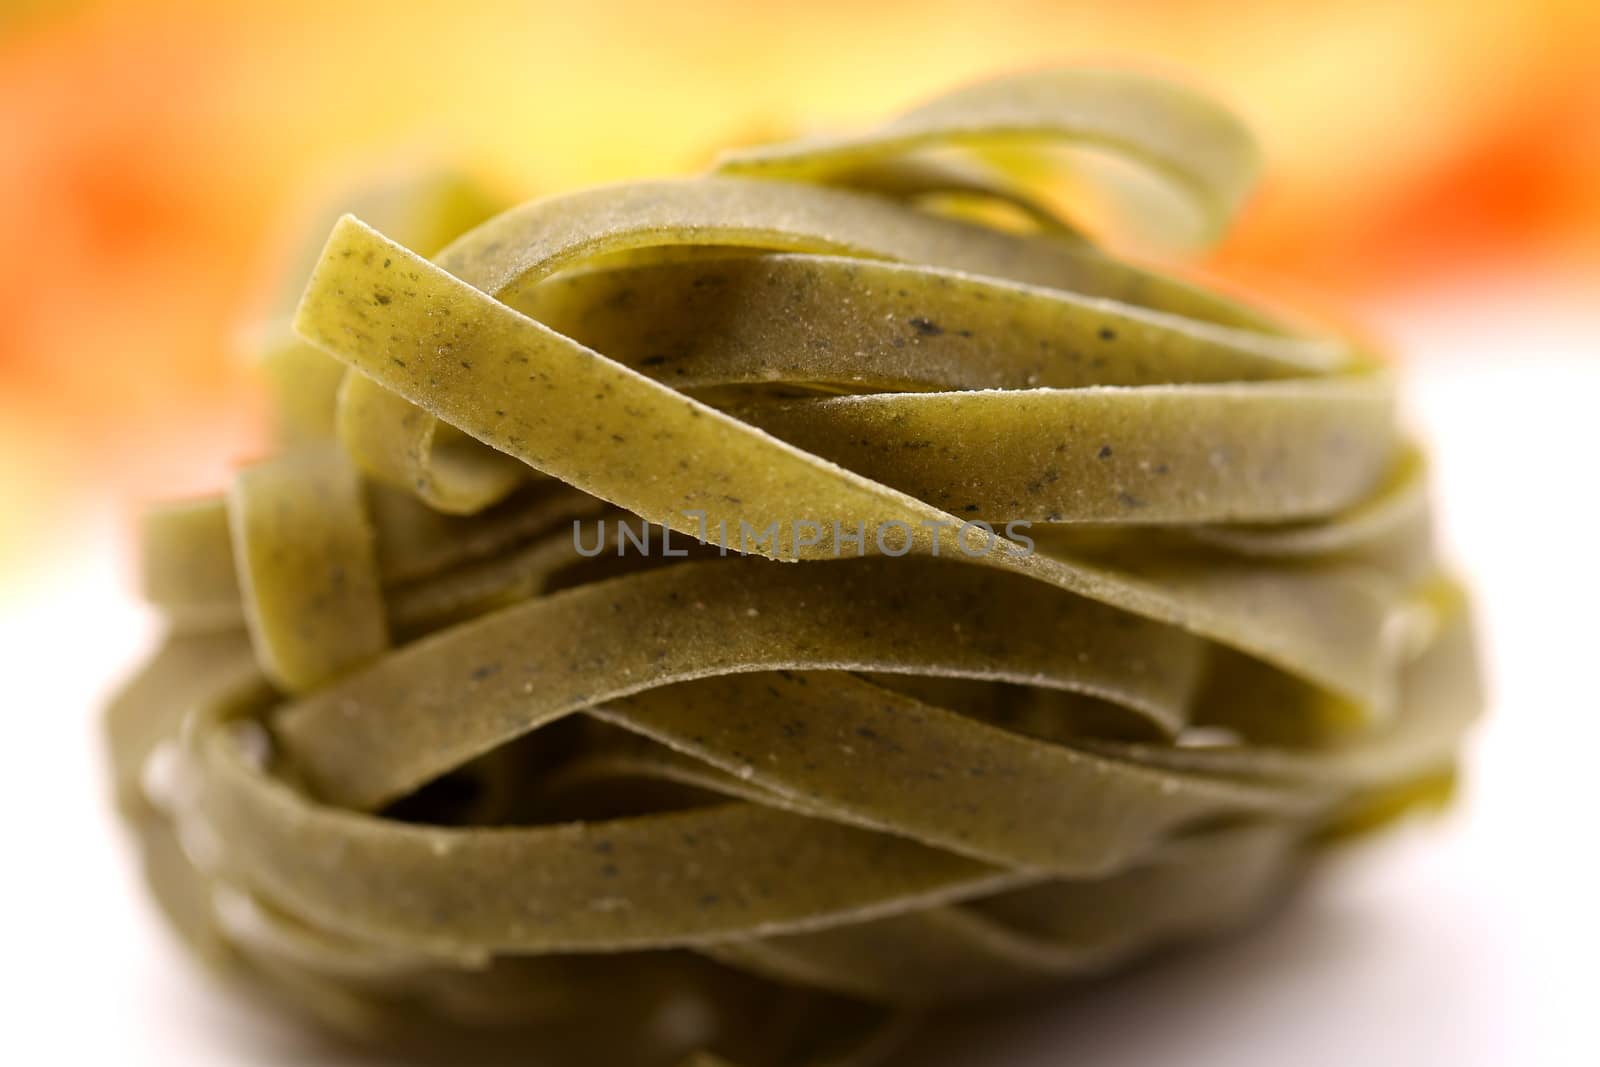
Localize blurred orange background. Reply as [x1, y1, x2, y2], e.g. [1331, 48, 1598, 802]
[2, 0, 1597, 575]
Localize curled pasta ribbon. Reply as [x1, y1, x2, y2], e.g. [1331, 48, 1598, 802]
[714, 66, 1262, 249]
[108, 67, 1480, 1067]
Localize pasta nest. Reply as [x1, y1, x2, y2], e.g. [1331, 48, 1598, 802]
[108, 68, 1480, 1067]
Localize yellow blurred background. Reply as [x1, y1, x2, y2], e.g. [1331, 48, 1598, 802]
[2, 0, 1597, 575]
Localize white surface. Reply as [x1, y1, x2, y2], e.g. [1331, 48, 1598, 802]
[3, 282, 1596, 1065]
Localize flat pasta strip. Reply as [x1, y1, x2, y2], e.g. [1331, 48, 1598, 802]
[227, 445, 390, 692]
[273, 556, 1211, 810]
[735, 378, 1394, 524]
[259, 171, 503, 446]
[715, 67, 1261, 248]
[703, 822, 1300, 1003]
[510, 253, 1348, 393]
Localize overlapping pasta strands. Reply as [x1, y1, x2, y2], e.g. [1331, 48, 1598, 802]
[108, 67, 1480, 1067]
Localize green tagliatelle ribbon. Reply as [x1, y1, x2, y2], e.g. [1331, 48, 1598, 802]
[108, 67, 1481, 1067]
